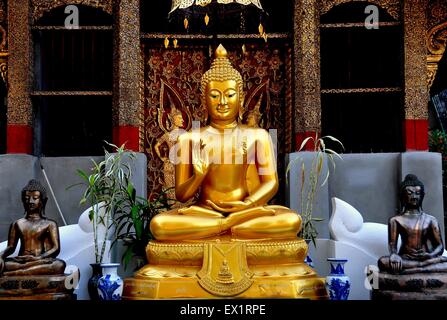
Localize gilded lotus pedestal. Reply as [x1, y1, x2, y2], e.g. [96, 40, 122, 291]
[123, 237, 328, 299]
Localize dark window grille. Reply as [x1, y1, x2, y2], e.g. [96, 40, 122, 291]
[320, 3, 404, 153]
[33, 5, 113, 156]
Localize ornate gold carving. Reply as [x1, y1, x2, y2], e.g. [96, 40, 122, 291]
[427, 21, 447, 89]
[428, 0, 447, 30]
[320, 22, 400, 28]
[321, 87, 402, 94]
[294, 0, 321, 134]
[31, 0, 112, 23]
[404, 0, 429, 120]
[197, 242, 254, 297]
[146, 239, 308, 266]
[319, 0, 401, 21]
[113, 0, 141, 130]
[217, 260, 234, 284]
[8, 0, 32, 125]
[0, 60, 7, 85]
[141, 33, 290, 40]
[30, 91, 112, 96]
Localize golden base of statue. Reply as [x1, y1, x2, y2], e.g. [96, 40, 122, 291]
[123, 237, 328, 299]
[0, 274, 75, 300]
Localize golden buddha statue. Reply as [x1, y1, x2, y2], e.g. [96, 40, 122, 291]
[123, 45, 328, 299]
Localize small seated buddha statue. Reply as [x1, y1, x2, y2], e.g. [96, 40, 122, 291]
[123, 45, 327, 299]
[0, 180, 74, 300]
[373, 174, 447, 300]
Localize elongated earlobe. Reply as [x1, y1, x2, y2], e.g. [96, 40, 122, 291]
[238, 96, 245, 122]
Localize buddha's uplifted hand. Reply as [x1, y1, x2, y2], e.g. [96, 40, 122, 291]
[192, 140, 210, 178]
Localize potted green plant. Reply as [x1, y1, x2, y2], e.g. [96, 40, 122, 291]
[286, 134, 344, 247]
[74, 142, 135, 299]
[113, 187, 174, 271]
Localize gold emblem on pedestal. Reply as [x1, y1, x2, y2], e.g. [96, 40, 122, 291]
[197, 242, 253, 297]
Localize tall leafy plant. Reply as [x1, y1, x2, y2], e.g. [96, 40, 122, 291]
[113, 187, 174, 270]
[76, 142, 134, 264]
[286, 135, 343, 246]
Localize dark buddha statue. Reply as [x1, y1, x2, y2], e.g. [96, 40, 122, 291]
[378, 174, 447, 274]
[0, 179, 66, 276]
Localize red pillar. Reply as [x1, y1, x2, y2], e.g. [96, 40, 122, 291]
[6, 124, 32, 154]
[113, 125, 140, 152]
[295, 131, 319, 151]
[403, 119, 428, 151]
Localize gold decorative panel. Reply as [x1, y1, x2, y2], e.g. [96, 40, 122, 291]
[427, 0, 447, 90]
[427, 21, 447, 90]
[294, 0, 321, 134]
[428, 0, 447, 30]
[404, 0, 429, 120]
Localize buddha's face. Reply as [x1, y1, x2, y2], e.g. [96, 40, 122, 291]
[206, 80, 240, 122]
[403, 186, 422, 209]
[24, 190, 43, 213]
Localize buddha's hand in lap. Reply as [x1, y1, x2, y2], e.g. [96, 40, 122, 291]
[390, 253, 402, 273]
[207, 200, 255, 213]
[402, 249, 432, 261]
[12, 255, 41, 263]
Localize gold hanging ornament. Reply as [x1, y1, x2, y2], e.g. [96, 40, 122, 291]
[258, 23, 264, 36]
[241, 44, 247, 55]
[204, 13, 210, 26]
[184, 17, 189, 30]
[173, 39, 178, 48]
[164, 37, 170, 49]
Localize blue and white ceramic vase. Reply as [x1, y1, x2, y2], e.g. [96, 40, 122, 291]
[304, 239, 315, 268]
[325, 258, 350, 300]
[97, 263, 123, 300]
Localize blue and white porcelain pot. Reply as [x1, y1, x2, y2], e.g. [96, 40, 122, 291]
[325, 258, 350, 300]
[97, 263, 123, 300]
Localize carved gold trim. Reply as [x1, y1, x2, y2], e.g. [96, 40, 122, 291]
[428, 0, 447, 30]
[30, 91, 113, 96]
[427, 21, 447, 89]
[146, 239, 308, 266]
[319, 0, 401, 21]
[32, 26, 113, 30]
[294, 0, 321, 134]
[320, 22, 400, 28]
[140, 33, 290, 40]
[404, 0, 428, 120]
[0, 58, 7, 86]
[31, 0, 112, 23]
[321, 87, 402, 94]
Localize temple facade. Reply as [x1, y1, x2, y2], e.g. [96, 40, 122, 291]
[0, 0, 446, 196]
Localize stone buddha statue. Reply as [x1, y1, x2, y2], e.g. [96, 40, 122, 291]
[378, 174, 447, 274]
[0, 180, 74, 300]
[373, 174, 447, 300]
[123, 45, 327, 299]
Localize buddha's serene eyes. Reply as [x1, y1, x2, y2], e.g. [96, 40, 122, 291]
[209, 91, 219, 99]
